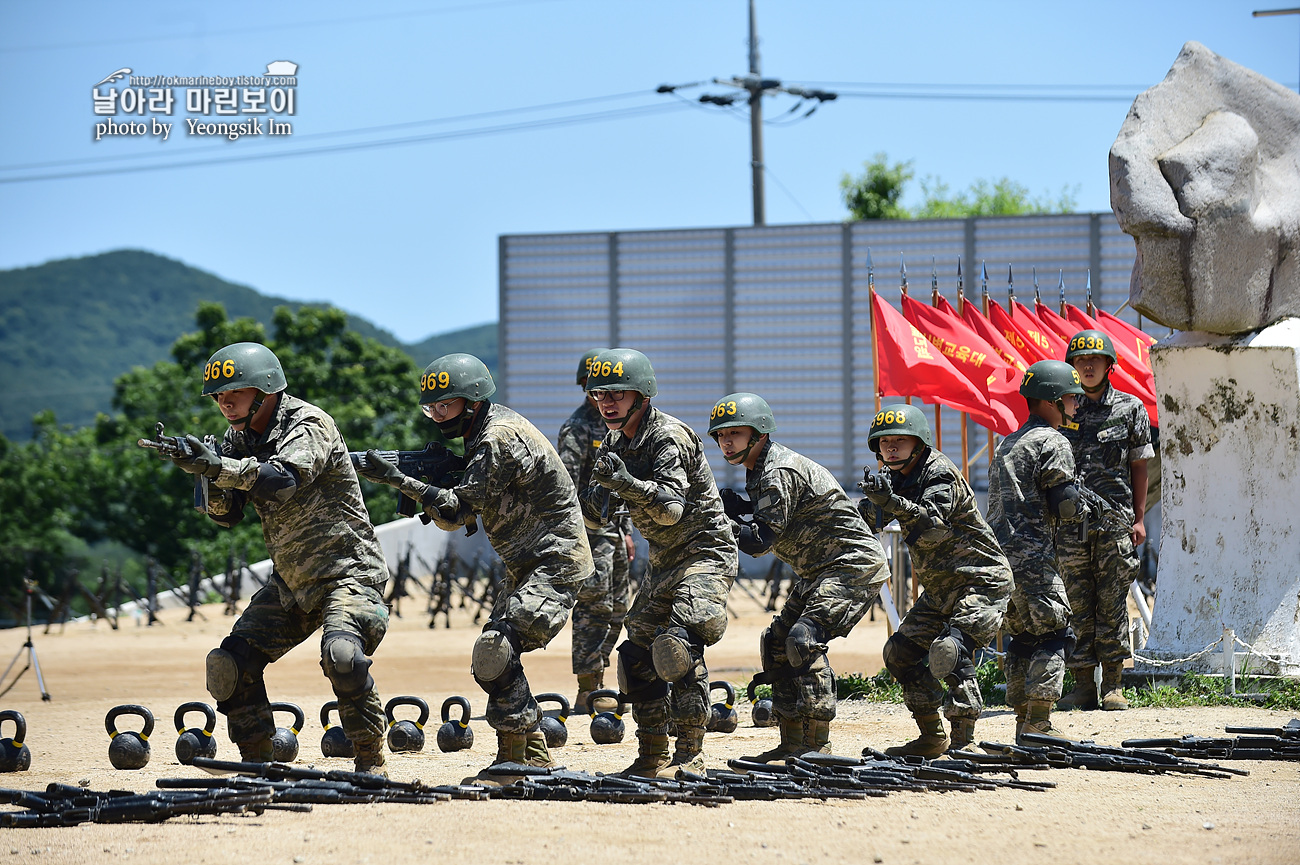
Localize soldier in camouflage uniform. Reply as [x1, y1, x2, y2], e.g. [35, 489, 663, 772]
[708, 393, 888, 763]
[556, 348, 632, 715]
[858, 404, 1013, 756]
[578, 349, 738, 779]
[361, 353, 592, 784]
[987, 360, 1087, 742]
[163, 343, 390, 774]
[1057, 330, 1153, 712]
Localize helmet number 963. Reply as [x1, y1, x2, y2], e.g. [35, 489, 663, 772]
[711, 401, 738, 420]
[204, 359, 236, 382]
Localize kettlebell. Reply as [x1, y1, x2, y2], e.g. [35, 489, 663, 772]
[173, 701, 218, 764]
[319, 701, 355, 758]
[437, 696, 474, 752]
[0, 709, 31, 772]
[270, 702, 305, 763]
[385, 695, 430, 753]
[747, 678, 777, 727]
[587, 689, 626, 744]
[707, 681, 739, 734]
[106, 704, 154, 770]
[535, 693, 571, 749]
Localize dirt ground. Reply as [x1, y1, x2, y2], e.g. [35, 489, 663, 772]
[1, 598, 1297, 865]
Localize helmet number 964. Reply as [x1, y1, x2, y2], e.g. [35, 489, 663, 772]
[873, 409, 905, 427]
[204, 359, 236, 382]
[711, 401, 738, 420]
[420, 370, 452, 391]
[592, 361, 624, 378]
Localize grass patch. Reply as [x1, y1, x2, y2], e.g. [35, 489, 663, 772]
[1127, 672, 1300, 711]
[838, 670, 903, 702]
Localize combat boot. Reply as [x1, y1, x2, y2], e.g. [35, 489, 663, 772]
[1100, 664, 1129, 711]
[353, 739, 387, 777]
[1056, 666, 1099, 711]
[1020, 699, 1067, 742]
[237, 738, 275, 762]
[620, 731, 672, 778]
[462, 729, 529, 787]
[802, 719, 832, 755]
[575, 672, 618, 715]
[1013, 704, 1027, 742]
[884, 712, 949, 758]
[656, 724, 707, 778]
[742, 717, 805, 765]
[948, 717, 981, 753]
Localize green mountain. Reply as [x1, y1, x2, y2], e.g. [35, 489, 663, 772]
[0, 249, 498, 440]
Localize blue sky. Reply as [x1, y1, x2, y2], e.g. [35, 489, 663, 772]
[0, 1, 1293, 342]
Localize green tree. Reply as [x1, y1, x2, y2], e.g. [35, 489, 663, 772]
[840, 153, 914, 220]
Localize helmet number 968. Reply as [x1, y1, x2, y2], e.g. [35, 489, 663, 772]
[872, 409, 904, 427]
[204, 359, 236, 382]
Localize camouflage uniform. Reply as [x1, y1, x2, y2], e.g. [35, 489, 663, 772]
[399, 402, 592, 733]
[1058, 382, 1153, 668]
[205, 393, 389, 751]
[557, 399, 631, 676]
[748, 441, 889, 722]
[579, 406, 738, 734]
[860, 448, 1012, 721]
[987, 415, 1078, 706]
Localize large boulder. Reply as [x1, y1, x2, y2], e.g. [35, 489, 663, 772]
[1110, 41, 1300, 334]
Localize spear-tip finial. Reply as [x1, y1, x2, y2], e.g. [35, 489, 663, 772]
[1057, 269, 1066, 304]
[930, 256, 938, 293]
[1007, 264, 1015, 300]
[865, 248, 874, 287]
[980, 260, 988, 296]
[1032, 266, 1041, 302]
[1085, 268, 1092, 298]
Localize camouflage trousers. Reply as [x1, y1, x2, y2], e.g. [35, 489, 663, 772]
[1058, 521, 1137, 668]
[893, 585, 1007, 721]
[226, 579, 388, 749]
[1004, 564, 1072, 705]
[625, 564, 734, 733]
[763, 630, 837, 722]
[571, 529, 630, 675]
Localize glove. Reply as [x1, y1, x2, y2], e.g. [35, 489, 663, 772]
[719, 487, 754, 520]
[173, 434, 223, 479]
[591, 452, 636, 493]
[785, 618, 830, 669]
[858, 468, 893, 506]
[361, 449, 406, 487]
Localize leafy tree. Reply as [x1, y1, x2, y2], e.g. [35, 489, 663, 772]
[840, 153, 914, 220]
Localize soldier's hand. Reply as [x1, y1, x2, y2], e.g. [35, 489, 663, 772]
[719, 487, 753, 520]
[1131, 519, 1147, 547]
[592, 452, 634, 492]
[858, 469, 893, 506]
[785, 618, 830, 668]
[173, 434, 223, 479]
[361, 449, 406, 487]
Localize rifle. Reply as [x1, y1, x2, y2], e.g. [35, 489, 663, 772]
[349, 442, 475, 534]
[137, 422, 216, 512]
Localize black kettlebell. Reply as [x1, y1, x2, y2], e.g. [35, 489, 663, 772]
[386, 695, 430, 753]
[437, 696, 474, 752]
[0, 709, 31, 773]
[535, 693, 571, 749]
[587, 689, 626, 744]
[270, 702, 305, 763]
[106, 704, 154, 770]
[747, 678, 777, 727]
[173, 701, 218, 764]
[707, 681, 739, 734]
[319, 701, 355, 758]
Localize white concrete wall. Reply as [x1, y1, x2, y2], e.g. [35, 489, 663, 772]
[1143, 318, 1300, 676]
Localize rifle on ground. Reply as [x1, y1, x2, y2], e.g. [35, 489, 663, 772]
[349, 443, 474, 534]
[0, 782, 283, 827]
[1123, 719, 1300, 761]
[985, 732, 1251, 778]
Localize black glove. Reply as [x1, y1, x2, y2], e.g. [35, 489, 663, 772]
[361, 449, 406, 487]
[858, 468, 893, 506]
[785, 618, 830, 669]
[763, 615, 792, 656]
[591, 452, 636, 493]
[173, 434, 223, 479]
[719, 487, 754, 520]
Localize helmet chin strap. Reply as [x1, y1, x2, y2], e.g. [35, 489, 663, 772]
[435, 400, 485, 439]
[881, 447, 922, 471]
[604, 394, 644, 430]
[724, 430, 761, 465]
[1055, 398, 1077, 424]
[225, 391, 266, 431]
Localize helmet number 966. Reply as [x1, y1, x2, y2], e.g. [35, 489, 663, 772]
[420, 370, 452, 391]
[204, 359, 236, 382]
[711, 401, 738, 420]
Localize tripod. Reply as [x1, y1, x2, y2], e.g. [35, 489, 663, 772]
[0, 580, 52, 701]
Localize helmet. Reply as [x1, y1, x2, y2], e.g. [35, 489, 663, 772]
[867, 404, 932, 455]
[1065, 330, 1117, 364]
[575, 347, 607, 386]
[1020, 360, 1085, 401]
[202, 343, 287, 397]
[584, 348, 657, 398]
[419, 353, 496, 405]
[708, 393, 776, 436]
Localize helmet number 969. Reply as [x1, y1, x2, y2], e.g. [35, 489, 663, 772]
[420, 370, 452, 391]
[204, 359, 236, 382]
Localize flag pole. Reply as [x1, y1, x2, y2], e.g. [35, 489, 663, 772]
[955, 258, 969, 481]
[982, 261, 995, 483]
[929, 257, 942, 454]
[1085, 269, 1095, 317]
[900, 255, 911, 408]
[869, 249, 881, 413]
[1058, 269, 1067, 318]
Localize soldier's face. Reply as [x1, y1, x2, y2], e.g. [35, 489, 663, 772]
[1060, 393, 1079, 417]
[877, 435, 917, 465]
[592, 390, 636, 426]
[425, 397, 467, 423]
[1071, 355, 1110, 389]
[215, 387, 258, 425]
[713, 427, 754, 463]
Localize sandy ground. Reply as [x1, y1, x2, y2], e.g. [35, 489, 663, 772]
[0, 595, 1297, 865]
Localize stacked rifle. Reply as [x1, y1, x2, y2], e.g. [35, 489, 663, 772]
[1122, 718, 1300, 762]
[0, 782, 285, 828]
[976, 732, 1251, 779]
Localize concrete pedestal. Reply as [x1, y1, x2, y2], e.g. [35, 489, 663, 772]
[1140, 318, 1300, 677]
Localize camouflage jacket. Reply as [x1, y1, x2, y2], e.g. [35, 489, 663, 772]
[1060, 381, 1154, 526]
[556, 399, 630, 541]
[860, 447, 1011, 600]
[206, 393, 386, 612]
[987, 415, 1077, 577]
[581, 406, 736, 580]
[399, 402, 592, 634]
[746, 441, 888, 638]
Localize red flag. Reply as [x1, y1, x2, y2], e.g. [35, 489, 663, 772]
[959, 302, 1029, 370]
[1097, 308, 1157, 372]
[1012, 301, 1069, 358]
[871, 293, 992, 419]
[1034, 301, 1079, 343]
[987, 301, 1051, 364]
[1065, 304, 1155, 384]
[1061, 303, 1159, 424]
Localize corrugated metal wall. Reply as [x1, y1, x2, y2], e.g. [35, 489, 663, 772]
[500, 213, 1144, 491]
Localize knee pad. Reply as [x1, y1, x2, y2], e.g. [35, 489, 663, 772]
[785, 619, 829, 670]
[882, 633, 929, 685]
[651, 627, 702, 684]
[471, 627, 518, 684]
[616, 640, 669, 703]
[207, 636, 268, 703]
[929, 625, 976, 680]
[321, 632, 374, 699]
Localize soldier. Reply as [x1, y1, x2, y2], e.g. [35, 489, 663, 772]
[858, 404, 1013, 755]
[556, 348, 632, 715]
[987, 360, 1086, 741]
[163, 343, 390, 774]
[708, 393, 889, 762]
[360, 353, 592, 784]
[578, 349, 738, 778]
[1056, 330, 1153, 712]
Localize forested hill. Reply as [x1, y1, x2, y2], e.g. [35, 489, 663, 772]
[0, 250, 496, 440]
